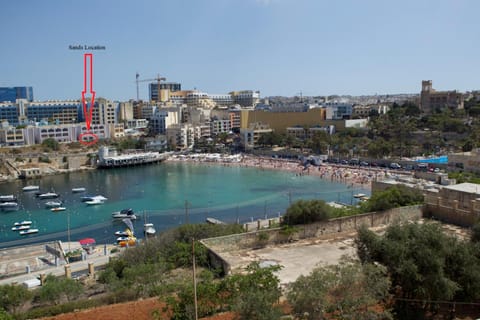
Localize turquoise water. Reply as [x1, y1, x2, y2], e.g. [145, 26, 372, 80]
[0, 163, 368, 247]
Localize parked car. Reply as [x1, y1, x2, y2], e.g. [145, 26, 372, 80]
[390, 163, 402, 169]
[359, 161, 369, 166]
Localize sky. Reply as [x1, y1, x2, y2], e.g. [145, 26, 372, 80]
[1, 0, 479, 101]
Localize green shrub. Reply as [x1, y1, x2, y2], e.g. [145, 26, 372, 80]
[282, 199, 332, 226]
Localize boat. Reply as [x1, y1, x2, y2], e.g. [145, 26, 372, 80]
[112, 208, 136, 220]
[144, 223, 156, 236]
[114, 231, 130, 237]
[14, 220, 32, 226]
[45, 201, 62, 208]
[116, 236, 130, 242]
[51, 207, 66, 212]
[85, 198, 105, 205]
[72, 187, 86, 193]
[20, 228, 39, 235]
[81, 195, 107, 202]
[0, 202, 19, 209]
[22, 185, 39, 192]
[12, 225, 30, 231]
[37, 192, 59, 199]
[353, 193, 367, 199]
[0, 195, 16, 202]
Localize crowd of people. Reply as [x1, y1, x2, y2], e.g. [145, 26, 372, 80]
[167, 154, 397, 188]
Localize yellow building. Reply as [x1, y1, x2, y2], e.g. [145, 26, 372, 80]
[240, 108, 344, 134]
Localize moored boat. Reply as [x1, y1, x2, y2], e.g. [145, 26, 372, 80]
[85, 199, 105, 205]
[72, 187, 86, 193]
[20, 228, 39, 235]
[144, 223, 156, 236]
[353, 193, 367, 199]
[0, 202, 19, 209]
[14, 220, 32, 226]
[22, 185, 40, 192]
[51, 207, 66, 212]
[81, 195, 107, 202]
[12, 225, 30, 231]
[45, 201, 62, 208]
[114, 231, 130, 237]
[37, 192, 59, 199]
[112, 208, 136, 220]
[0, 195, 17, 202]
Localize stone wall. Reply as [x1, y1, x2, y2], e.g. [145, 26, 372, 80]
[425, 195, 479, 227]
[201, 205, 423, 255]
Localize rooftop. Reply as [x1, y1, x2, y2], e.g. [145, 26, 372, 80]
[442, 182, 480, 194]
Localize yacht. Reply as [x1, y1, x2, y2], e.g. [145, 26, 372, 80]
[85, 198, 105, 205]
[51, 207, 66, 212]
[144, 223, 156, 237]
[0, 202, 19, 210]
[112, 208, 136, 220]
[45, 201, 62, 208]
[14, 220, 32, 226]
[114, 231, 130, 237]
[0, 195, 17, 202]
[20, 228, 39, 235]
[72, 187, 86, 193]
[22, 185, 40, 192]
[12, 225, 30, 231]
[81, 195, 107, 202]
[37, 192, 59, 199]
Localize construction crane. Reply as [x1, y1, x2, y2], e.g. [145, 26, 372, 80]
[135, 73, 166, 102]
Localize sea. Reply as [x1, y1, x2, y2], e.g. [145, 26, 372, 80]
[0, 162, 369, 248]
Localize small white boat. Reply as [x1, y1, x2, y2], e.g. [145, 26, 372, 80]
[112, 208, 136, 220]
[20, 228, 39, 235]
[37, 192, 59, 199]
[114, 231, 130, 237]
[81, 195, 107, 202]
[0, 202, 19, 209]
[72, 187, 86, 193]
[85, 199, 104, 205]
[22, 185, 40, 192]
[12, 225, 30, 231]
[116, 236, 130, 242]
[45, 201, 62, 208]
[14, 220, 32, 226]
[0, 195, 16, 202]
[51, 207, 66, 212]
[144, 223, 156, 236]
[353, 193, 367, 199]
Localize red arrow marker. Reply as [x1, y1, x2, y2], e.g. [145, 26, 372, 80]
[81, 53, 96, 131]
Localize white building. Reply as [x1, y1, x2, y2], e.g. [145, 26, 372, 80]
[166, 123, 195, 150]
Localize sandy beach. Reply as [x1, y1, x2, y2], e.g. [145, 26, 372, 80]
[166, 154, 396, 190]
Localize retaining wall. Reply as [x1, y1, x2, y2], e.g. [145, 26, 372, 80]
[201, 205, 423, 272]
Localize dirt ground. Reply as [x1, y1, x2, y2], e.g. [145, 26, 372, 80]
[39, 297, 236, 320]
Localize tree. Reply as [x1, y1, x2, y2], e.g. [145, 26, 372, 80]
[362, 185, 424, 212]
[226, 262, 283, 320]
[39, 275, 83, 305]
[0, 284, 32, 314]
[356, 222, 480, 314]
[282, 199, 332, 226]
[0, 308, 13, 320]
[41, 138, 60, 151]
[287, 258, 392, 320]
[471, 221, 480, 243]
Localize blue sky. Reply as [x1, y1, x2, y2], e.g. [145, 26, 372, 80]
[1, 0, 478, 100]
